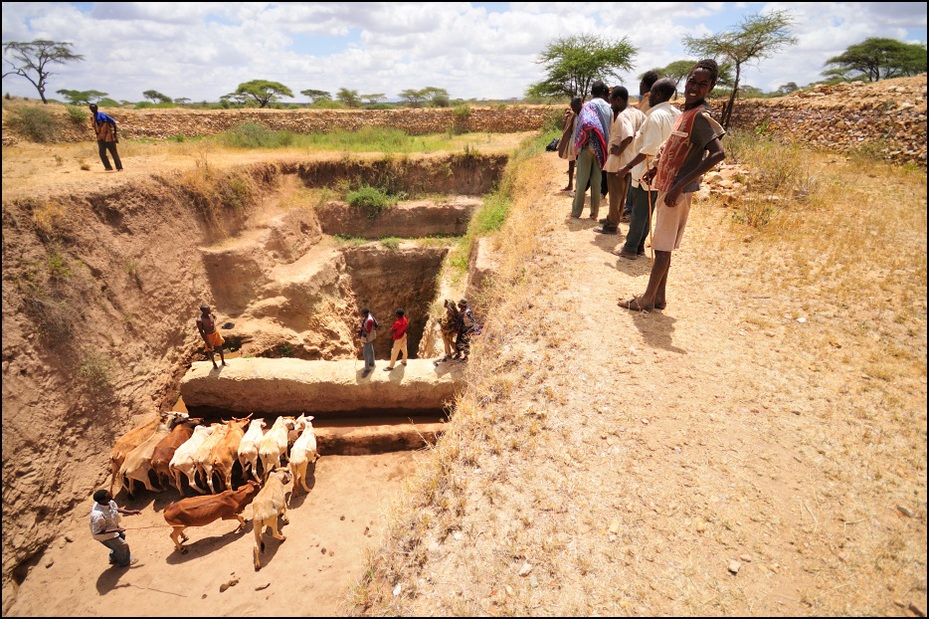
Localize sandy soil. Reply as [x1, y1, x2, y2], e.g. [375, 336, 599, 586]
[5, 452, 417, 617]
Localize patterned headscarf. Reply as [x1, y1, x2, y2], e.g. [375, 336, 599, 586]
[574, 101, 608, 168]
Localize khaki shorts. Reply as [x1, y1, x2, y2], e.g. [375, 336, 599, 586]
[651, 191, 693, 252]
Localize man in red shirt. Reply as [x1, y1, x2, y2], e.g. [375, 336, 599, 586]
[385, 308, 409, 371]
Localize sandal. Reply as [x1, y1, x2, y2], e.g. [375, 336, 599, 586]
[618, 297, 652, 311]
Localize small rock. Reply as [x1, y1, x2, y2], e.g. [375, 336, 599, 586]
[219, 578, 239, 593]
[518, 562, 533, 577]
[696, 522, 707, 533]
[641, 418, 649, 425]
[453, 531, 463, 541]
[45, 560, 54, 568]
[894, 600, 908, 608]
[328, 550, 335, 556]
[608, 520, 620, 534]
[321, 547, 326, 554]
[340, 515, 345, 521]
[64, 534, 74, 543]
[393, 583, 402, 597]
[728, 560, 741, 575]
[909, 601, 926, 617]
[897, 505, 914, 518]
[255, 583, 270, 591]
[529, 575, 539, 588]
[505, 585, 514, 596]
[739, 554, 753, 562]
[796, 317, 807, 324]
[769, 563, 780, 573]
[792, 410, 802, 415]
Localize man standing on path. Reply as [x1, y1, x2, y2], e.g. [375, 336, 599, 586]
[385, 308, 409, 371]
[570, 81, 612, 220]
[619, 60, 726, 312]
[557, 96, 583, 194]
[359, 307, 378, 377]
[596, 86, 646, 235]
[89, 103, 123, 172]
[612, 78, 681, 260]
[196, 303, 226, 368]
[89, 489, 140, 568]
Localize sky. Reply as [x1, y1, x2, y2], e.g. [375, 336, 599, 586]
[2, 2, 926, 104]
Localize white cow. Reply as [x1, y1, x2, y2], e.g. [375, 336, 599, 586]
[252, 468, 293, 571]
[169, 424, 215, 495]
[237, 418, 267, 482]
[288, 416, 318, 499]
[117, 412, 188, 497]
[258, 416, 295, 481]
[193, 422, 229, 493]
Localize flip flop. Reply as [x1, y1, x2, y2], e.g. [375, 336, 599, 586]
[618, 297, 651, 311]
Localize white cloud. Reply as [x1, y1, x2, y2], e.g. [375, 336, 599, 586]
[1, 2, 925, 103]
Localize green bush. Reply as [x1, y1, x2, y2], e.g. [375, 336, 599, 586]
[65, 105, 87, 126]
[6, 106, 63, 143]
[347, 184, 396, 219]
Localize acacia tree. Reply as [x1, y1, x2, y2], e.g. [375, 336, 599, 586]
[55, 89, 107, 105]
[2, 40, 84, 104]
[231, 79, 293, 108]
[361, 93, 386, 105]
[399, 88, 428, 107]
[823, 38, 928, 82]
[142, 89, 172, 104]
[684, 10, 796, 129]
[336, 88, 361, 108]
[526, 34, 636, 99]
[300, 88, 331, 104]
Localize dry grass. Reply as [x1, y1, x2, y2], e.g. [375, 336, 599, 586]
[348, 132, 927, 616]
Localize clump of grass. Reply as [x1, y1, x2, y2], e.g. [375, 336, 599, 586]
[78, 353, 115, 396]
[5, 105, 62, 143]
[347, 184, 397, 219]
[451, 105, 471, 135]
[379, 237, 402, 250]
[217, 122, 295, 148]
[32, 201, 69, 241]
[178, 165, 258, 228]
[724, 129, 825, 229]
[65, 105, 86, 126]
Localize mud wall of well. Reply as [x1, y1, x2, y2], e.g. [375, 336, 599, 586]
[0, 153, 501, 609]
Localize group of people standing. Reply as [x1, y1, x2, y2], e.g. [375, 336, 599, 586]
[358, 298, 478, 377]
[557, 59, 727, 312]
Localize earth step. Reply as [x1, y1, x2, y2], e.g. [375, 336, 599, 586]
[315, 415, 447, 455]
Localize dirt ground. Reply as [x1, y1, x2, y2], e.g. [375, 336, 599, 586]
[2, 103, 926, 616]
[5, 452, 417, 617]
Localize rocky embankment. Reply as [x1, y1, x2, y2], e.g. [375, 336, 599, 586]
[724, 75, 927, 167]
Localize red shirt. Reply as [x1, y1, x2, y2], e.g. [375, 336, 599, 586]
[391, 316, 408, 340]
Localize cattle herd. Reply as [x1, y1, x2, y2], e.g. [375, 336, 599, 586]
[108, 411, 318, 570]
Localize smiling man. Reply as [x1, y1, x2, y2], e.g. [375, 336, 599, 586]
[618, 59, 726, 313]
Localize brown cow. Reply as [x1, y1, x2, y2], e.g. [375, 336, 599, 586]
[109, 412, 170, 495]
[208, 416, 250, 493]
[163, 480, 261, 553]
[151, 418, 201, 491]
[117, 413, 190, 497]
[252, 468, 293, 571]
[110, 411, 187, 496]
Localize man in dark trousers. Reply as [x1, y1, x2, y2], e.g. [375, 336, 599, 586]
[89, 103, 123, 171]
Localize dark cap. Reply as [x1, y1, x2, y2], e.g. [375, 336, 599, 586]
[93, 489, 111, 504]
[199, 304, 210, 312]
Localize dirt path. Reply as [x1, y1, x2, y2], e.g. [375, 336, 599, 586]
[355, 152, 927, 616]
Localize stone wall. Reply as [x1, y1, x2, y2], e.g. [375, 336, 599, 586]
[719, 77, 927, 167]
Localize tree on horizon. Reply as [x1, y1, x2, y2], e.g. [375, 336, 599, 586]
[525, 34, 636, 100]
[2, 39, 84, 104]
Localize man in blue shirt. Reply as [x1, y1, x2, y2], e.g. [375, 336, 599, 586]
[89, 103, 123, 171]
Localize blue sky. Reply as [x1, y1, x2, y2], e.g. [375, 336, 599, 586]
[2, 2, 926, 103]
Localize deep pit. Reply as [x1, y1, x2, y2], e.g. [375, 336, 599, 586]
[3, 151, 507, 616]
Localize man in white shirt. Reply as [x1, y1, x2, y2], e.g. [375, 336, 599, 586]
[597, 86, 646, 234]
[89, 489, 141, 567]
[612, 78, 681, 259]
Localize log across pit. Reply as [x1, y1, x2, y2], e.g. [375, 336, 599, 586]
[180, 357, 464, 417]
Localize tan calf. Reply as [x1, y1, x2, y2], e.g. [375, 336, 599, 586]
[252, 468, 293, 570]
